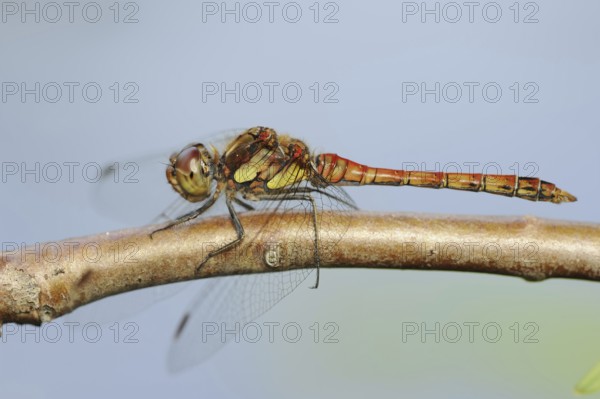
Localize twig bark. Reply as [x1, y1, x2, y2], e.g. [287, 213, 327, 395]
[1, 212, 599, 328]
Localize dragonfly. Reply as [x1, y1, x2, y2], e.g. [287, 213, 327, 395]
[151, 126, 577, 371]
[85, 126, 576, 371]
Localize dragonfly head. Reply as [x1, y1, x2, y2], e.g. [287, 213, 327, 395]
[166, 144, 215, 202]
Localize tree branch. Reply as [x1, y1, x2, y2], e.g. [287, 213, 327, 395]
[1, 212, 599, 328]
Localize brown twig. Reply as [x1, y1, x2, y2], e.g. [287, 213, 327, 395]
[1, 211, 599, 328]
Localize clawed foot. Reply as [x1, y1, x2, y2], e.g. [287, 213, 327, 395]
[149, 226, 167, 240]
[195, 256, 211, 275]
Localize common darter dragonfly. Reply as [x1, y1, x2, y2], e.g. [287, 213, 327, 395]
[86, 126, 577, 371]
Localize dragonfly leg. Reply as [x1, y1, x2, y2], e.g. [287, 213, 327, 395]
[150, 195, 218, 239]
[255, 192, 321, 289]
[196, 195, 245, 273]
[233, 197, 255, 211]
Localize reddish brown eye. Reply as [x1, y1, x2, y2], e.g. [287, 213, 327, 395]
[166, 144, 213, 203]
[175, 147, 200, 174]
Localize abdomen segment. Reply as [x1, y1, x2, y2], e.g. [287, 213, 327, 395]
[315, 153, 577, 204]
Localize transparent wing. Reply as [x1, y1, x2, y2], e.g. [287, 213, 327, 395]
[59, 281, 192, 326]
[167, 172, 358, 372]
[93, 128, 247, 227]
[92, 154, 192, 226]
[65, 129, 246, 325]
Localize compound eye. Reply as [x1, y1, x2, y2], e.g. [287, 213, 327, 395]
[166, 144, 213, 203]
[175, 146, 201, 177]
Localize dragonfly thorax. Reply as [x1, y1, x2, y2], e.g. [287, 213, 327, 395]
[166, 143, 216, 203]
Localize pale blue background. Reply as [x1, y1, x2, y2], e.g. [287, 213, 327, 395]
[1, 1, 599, 398]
